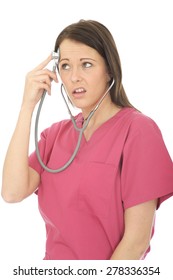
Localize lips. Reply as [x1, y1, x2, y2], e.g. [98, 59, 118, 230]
[72, 87, 86, 97]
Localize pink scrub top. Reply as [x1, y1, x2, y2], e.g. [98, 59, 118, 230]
[29, 108, 173, 260]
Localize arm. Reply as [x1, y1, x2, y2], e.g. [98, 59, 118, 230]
[1, 55, 58, 203]
[110, 199, 157, 260]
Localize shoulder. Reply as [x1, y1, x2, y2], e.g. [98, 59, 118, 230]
[120, 109, 167, 154]
[123, 108, 161, 137]
[40, 113, 83, 139]
[40, 118, 72, 140]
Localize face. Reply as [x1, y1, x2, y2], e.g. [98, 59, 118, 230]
[58, 39, 111, 114]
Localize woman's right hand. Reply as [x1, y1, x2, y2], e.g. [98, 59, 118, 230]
[2, 54, 58, 203]
[22, 54, 58, 110]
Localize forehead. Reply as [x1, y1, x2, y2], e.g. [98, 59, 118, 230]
[59, 39, 100, 59]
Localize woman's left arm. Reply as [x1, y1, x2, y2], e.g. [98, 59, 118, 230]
[110, 199, 157, 260]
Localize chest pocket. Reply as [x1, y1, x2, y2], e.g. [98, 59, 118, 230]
[78, 162, 116, 218]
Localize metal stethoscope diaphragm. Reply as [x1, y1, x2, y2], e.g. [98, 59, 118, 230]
[34, 51, 115, 173]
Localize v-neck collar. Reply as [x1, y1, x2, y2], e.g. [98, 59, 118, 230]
[74, 107, 135, 144]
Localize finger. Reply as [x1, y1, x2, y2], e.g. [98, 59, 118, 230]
[36, 80, 52, 95]
[33, 54, 52, 71]
[41, 83, 52, 95]
[35, 69, 58, 83]
[36, 74, 52, 87]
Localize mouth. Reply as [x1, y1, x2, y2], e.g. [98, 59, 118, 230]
[72, 87, 86, 98]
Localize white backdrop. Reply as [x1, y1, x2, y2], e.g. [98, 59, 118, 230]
[0, 0, 173, 278]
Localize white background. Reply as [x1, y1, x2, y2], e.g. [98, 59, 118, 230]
[0, 0, 173, 278]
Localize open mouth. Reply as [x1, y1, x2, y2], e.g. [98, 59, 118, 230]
[72, 87, 86, 97]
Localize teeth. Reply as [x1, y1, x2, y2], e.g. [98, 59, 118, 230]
[74, 88, 85, 93]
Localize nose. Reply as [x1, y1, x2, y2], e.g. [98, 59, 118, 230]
[70, 66, 82, 83]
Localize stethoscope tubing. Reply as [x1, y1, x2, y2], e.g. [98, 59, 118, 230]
[35, 79, 115, 173]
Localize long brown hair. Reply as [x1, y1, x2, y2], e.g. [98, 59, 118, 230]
[54, 20, 134, 108]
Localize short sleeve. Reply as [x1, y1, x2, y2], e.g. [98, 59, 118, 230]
[29, 128, 48, 175]
[121, 115, 173, 209]
[28, 120, 68, 175]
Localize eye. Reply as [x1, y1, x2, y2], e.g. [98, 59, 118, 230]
[60, 63, 70, 70]
[82, 62, 92, 68]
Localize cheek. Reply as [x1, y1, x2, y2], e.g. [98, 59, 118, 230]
[93, 68, 109, 83]
[92, 73, 109, 89]
[59, 71, 66, 83]
[60, 77, 73, 96]
[59, 73, 70, 90]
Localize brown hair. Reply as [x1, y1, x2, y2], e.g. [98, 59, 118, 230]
[54, 20, 134, 108]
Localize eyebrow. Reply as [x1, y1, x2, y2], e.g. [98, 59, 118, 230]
[59, 58, 96, 63]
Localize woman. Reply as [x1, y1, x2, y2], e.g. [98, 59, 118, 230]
[2, 20, 173, 260]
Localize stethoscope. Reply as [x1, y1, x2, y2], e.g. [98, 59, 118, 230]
[35, 51, 115, 173]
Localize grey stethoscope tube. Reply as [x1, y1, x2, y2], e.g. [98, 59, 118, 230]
[34, 57, 115, 173]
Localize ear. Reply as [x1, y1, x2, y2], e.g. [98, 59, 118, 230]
[106, 72, 112, 82]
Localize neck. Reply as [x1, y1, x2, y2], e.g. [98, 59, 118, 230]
[82, 98, 121, 140]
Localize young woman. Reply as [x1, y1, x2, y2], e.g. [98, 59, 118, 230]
[2, 20, 173, 260]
